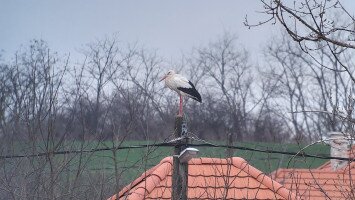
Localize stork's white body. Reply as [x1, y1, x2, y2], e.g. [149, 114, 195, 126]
[165, 74, 191, 96]
[160, 70, 202, 116]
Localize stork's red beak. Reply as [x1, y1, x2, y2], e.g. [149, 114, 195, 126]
[159, 75, 167, 82]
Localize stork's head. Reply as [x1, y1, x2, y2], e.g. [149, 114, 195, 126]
[159, 70, 175, 82]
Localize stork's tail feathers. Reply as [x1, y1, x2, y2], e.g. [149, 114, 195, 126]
[177, 87, 202, 103]
[193, 91, 202, 103]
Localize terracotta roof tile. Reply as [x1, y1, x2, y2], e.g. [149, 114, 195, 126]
[271, 146, 355, 200]
[108, 157, 296, 200]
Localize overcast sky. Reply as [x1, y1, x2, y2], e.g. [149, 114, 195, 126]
[1, 1, 355, 62]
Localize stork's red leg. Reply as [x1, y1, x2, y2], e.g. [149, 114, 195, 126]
[179, 95, 183, 116]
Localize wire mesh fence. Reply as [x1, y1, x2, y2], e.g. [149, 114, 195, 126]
[1, 135, 354, 199]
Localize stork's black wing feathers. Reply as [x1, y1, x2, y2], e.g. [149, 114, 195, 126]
[177, 81, 202, 102]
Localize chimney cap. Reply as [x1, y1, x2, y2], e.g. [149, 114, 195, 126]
[328, 132, 351, 140]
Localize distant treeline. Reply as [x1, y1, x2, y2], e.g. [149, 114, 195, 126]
[0, 33, 353, 143]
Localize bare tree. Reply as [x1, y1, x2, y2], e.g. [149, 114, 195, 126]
[0, 40, 74, 199]
[194, 33, 254, 141]
[82, 37, 122, 137]
[120, 47, 169, 139]
[263, 30, 355, 142]
[246, 0, 355, 140]
[252, 0, 355, 48]
[0, 62, 10, 139]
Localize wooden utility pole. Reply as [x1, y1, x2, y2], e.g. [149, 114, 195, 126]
[172, 115, 188, 200]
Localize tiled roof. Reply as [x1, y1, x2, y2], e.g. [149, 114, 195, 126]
[271, 146, 355, 200]
[108, 157, 296, 200]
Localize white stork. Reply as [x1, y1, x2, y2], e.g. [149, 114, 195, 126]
[160, 70, 202, 116]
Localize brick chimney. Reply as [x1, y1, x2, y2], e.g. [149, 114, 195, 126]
[329, 132, 349, 171]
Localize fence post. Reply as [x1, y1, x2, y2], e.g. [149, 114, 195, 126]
[226, 132, 234, 157]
